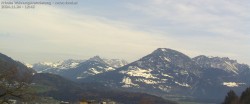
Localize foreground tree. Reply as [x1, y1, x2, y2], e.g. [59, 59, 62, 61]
[0, 66, 34, 104]
[222, 90, 239, 104]
[240, 87, 250, 104]
[222, 87, 250, 104]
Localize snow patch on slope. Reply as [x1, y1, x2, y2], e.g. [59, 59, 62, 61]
[69, 62, 79, 68]
[89, 68, 101, 74]
[162, 73, 174, 78]
[105, 67, 115, 71]
[224, 61, 239, 74]
[119, 66, 157, 79]
[76, 77, 84, 79]
[223, 82, 245, 87]
[25, 64, 33, 68]
[164, 57, 171, 62]
[159, 85, 171, 92]
[135, 79, 163, 84]
[103, 59, 128, 68]
[175, 81, 191, 87]
[42, 62, 61, 68]
[161, 48, 167, 52]
[121, 77, 138, 87]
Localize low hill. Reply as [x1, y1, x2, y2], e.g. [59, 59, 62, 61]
[32, 73, 177, 104]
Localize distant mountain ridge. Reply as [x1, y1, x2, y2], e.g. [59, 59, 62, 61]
[16, 48, 250, 103]
[193, 55, 249, 74]
[30, 56, 128, 80]
[32, 59, 85, 73]
[0, 52, 176, 104]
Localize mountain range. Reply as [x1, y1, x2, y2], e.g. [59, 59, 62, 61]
[29, 56, 128, 80]
[0, 52, 175, 104]
[52, 48, 249, 102]
[2, 48, 250, 103]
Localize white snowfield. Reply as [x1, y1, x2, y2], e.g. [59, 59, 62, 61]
[121, 77, 139, 87]
[119, 66, 157, 79]
[222, 82, 245, 87]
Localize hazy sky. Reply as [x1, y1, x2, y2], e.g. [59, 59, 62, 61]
[0, 0, 250, 64]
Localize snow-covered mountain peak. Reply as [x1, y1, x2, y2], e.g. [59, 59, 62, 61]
[142, 48, 200, 74]
[151, 48, 192, 61]
[155, 48, 170, 52]
[80, 48, 250, 100]
[193, 55, 248, 74]
[25, 63, 33, 68]
[56, 59, 85, 69]
[103, 59, 128, 68]
[88, 56, 105, 63]
[32, 59, 85, 72]
[194, 55, 237, 63]
[152, 48, 175, 54]
[99, 48, 203, 90]
[40, 62, 61, 68]
[88, 56, 128, 68]
[31, 56, 128, 80]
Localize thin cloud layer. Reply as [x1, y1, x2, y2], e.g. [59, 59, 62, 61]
[0, 6, 171, 63]
[125, 0, 250, 63]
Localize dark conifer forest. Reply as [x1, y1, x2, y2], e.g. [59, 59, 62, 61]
[222, 87, 250, 104]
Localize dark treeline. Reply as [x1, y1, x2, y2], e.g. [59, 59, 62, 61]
[222, 87, 250, 104]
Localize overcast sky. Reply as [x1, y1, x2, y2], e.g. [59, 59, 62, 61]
[0, 0, 250, 64]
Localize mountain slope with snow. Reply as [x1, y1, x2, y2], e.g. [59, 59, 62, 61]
[103, 59, 128, 68]
[26, 48, 250, 102]
[193, 55, 250, 75]
[83, 49, 203, 95]
[32, 59, 85, 73]
[82, 48, 250, 100]
[60, 56, 116, 80]
[30, 56, 128, 80]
